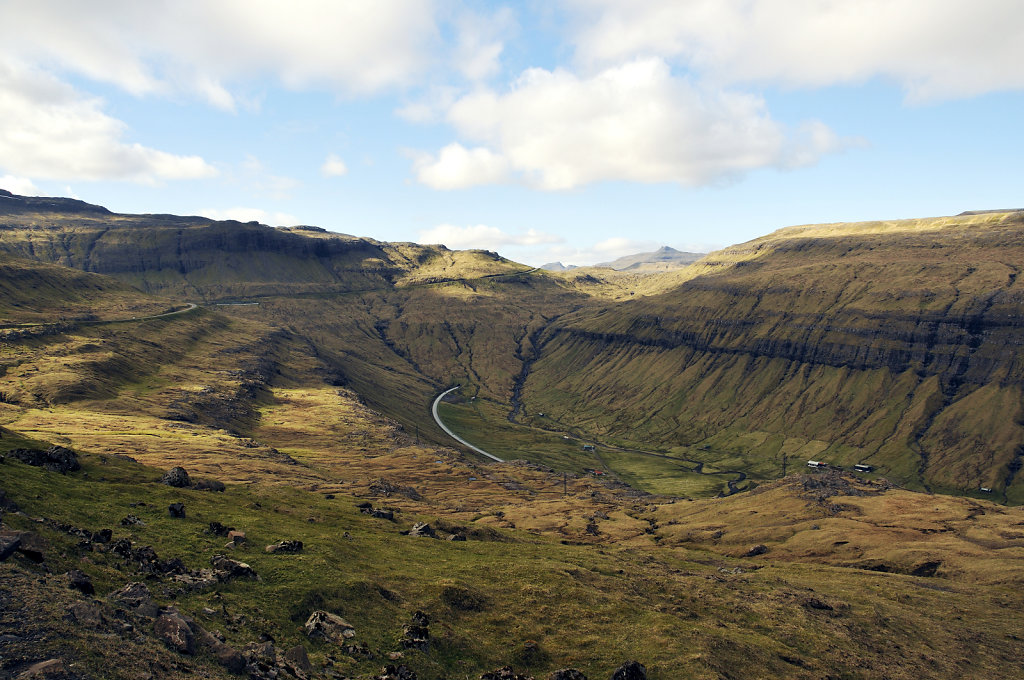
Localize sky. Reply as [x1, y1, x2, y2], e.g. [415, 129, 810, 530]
[1, 1, 1023, 267]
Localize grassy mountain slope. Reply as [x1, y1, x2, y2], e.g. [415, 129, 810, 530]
[1, 202, 1023, 678]
[518, 211, 1024, 500]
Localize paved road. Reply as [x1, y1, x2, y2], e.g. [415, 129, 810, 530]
[431, 386, 504, 462]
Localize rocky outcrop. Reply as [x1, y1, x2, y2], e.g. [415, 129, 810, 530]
[159, 466, 191, 488]
[264, 539, 303, 554]
[7, 446, 80, 474]
[610, 661, 647, 680]
[304, 610, 355, 643]
[154, 611, 196, 654]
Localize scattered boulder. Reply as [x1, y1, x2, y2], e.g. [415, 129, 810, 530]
[193, 478, 226, 492]
[283, 645, 313, 675]
[0, 531, 22, 561]
[160, 466, 191, 488]
[745, 544, 768, 557]
[168, 503, 186, 518]
[108, 582, 156, 616]
[480, 666, 534, 680]
[195, 627, 246, 673]
[610, 661, 647, 680]
[210, 555, 258, 580]
[372, 508, 395, 521]
[120, 514, 144, 527]
[242, 641, 278, 680]
[447, 533, 467, 541]
[66, 601, 105, 628]
[208, 521, 232, 536]
[66, 570, 94, 595]
[376, 665, 418, 680]
[9, 531, 46, 562]
[15, 658, 80, 679]
[406, 522, 435, 538]
[227, 530, 246, 546]
[400, 611, 430, 651]
[549, 670, 587, 680]
[8, 446, 80, 474]
[264, 539, 303, 554]
[304, 610, 356, 643]
[154, 611, 196, 654]
[91, 528, 112, 544]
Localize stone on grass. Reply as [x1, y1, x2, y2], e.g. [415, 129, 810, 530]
[15, 658, 79, 679]
[168, 503, 186, 518]
[66, 570, 93, 595]
[549, 670, 587, 680]
[264, 539, 303, 554]
[159, 466, 191, 488]
[610, 661, 647, 680]
[154, 611, 196, 654]
[304, 610, 356, 643]
[745, 544, 768, 557]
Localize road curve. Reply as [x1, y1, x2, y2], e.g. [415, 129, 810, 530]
[431, 386, 504, 462]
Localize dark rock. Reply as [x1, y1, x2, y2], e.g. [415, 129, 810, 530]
[66, 601, 105, 628]
[744, 544, 768, 557]
[156, 557, 188, 575]
[305, 610, 356, 643]
[407, 522, 435, 538]
[610, 661, 647, 680]
[0, 531, 22, 561]
[208, 521, 232, 536]
[264, 539, 303, 554]
[802, 597, 834, 611]
[283, 644, 313, 674]
[192, 479, 225, 492]
[154, 611, 196, 654]
[356, 501, 374, 510]
[400, 610, 430, 651]
[210, 554, 257, 580]
[120, 514, 144, 527]
[168, 502, 186, 518]
[371, 509, 395, 521]
[90, 528, 112, 544]
[242, 641, 278, 679]
[15, 658, 80, 679]
[342, 642, 373, 659]
[160, 466, 191, 488]
[447, 533, 467, 541]
[226, 530, 246, 546]
[13, 532, 46, 562]
[212, 642, 246, 673]
[376, 665, 418, 680]
[8, 446, 80, 474]
[66, 570, 94, 595]
[108, 582, 154, 611]
[480, 666, 534, 680]
[549, 670, 587, 680]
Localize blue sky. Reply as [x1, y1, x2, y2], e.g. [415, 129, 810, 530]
[1, 1, 1022, 266]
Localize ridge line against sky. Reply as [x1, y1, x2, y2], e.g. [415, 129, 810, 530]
[0, 0, 1022, 266]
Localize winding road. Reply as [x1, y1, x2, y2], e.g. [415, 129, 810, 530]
[431, 386, 504, 462]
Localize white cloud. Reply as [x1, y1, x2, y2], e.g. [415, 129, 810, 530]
[199, 207, 299, 226]
[0, 0, 441, 108]
[412, 144, 511, 190]
[567, 0, 1024, 101]
[320, 154, 349, 177]
[0, 60, 216, 182]
[232, 155, 298, 199]
[0, 175, 41, 196]
[413, 58, 847, 190]
[451, 7, 515, 82]
[418, 224, 562, 251]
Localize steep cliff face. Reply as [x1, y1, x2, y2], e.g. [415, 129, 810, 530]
[0, 192, 483, 299]
[523, 212, 1024, 500]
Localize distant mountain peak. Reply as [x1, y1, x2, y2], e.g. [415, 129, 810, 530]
[596, 246, 704, 271]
